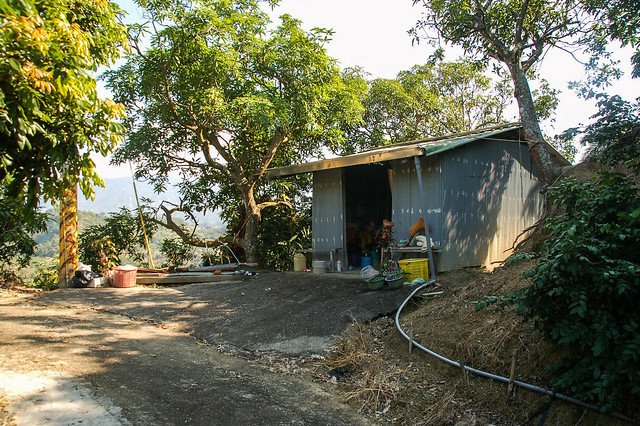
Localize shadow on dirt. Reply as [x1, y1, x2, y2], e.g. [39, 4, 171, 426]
[0, 300, 365, 424]
[38, 272, 415, 355]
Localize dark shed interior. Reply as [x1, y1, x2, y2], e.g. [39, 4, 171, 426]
[344, 164, 392, 267]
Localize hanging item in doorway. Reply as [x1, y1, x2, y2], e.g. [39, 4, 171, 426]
[408, 217, 425, 238]
[378, 219, 395, 249]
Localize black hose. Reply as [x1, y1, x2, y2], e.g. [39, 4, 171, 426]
[394, 281, 634, 423]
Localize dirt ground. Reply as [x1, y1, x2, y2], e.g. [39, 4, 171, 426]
[0, 292, 366, 425]
[0, 271, 413, 425]
[2, 267, 637, 425]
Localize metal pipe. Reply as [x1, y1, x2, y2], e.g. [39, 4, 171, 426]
[395, 282, 634, 423]
[413, 156, 437, 281]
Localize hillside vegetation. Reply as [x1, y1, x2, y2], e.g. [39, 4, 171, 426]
[324, 96, 640, 423]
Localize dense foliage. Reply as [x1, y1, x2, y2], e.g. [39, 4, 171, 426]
[0, 0, 127, 209]
[341, 59, 512, 154]
[106, 0, 362, 262]
[160, 238, 194, 269]
[519, 173, 640, 411]
[257, 204, 311, 271]
[78, 208, 156, 272]
[0, 192, 47, 269]
[580, 95, 640, 172]
[584, 0, 640, 79]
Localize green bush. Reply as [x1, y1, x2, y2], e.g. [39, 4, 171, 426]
[79, 208, 155, 271]
[32, 260, 59, 291]
[160, 238, 194, 269]
[257, 205, 311, 271]
[518, 172, 640, 411]
[0, 194, 48, 268]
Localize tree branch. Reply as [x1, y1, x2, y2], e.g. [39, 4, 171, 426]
[155, 202, 220, 248]
[256, 199, 293, 212]
[473, 0, 511, 61]
[196, 130, 228, 173]
[159, 66, 198, 132]
[254, 129, 288, 181]
[514, 0, 531, 50]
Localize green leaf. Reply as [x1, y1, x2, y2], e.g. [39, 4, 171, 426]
[8, 58, 21, 71]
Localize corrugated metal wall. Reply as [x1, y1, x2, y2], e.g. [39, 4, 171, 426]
[440, 139, 543, 270]
[390, 157, 444, 248]
[312, 168, 345, 263]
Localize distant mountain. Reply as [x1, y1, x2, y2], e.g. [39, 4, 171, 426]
[78, 177, 223, 228]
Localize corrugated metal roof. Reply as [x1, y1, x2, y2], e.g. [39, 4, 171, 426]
[418, 125, 522, 156]
[266, 123, 523, 178]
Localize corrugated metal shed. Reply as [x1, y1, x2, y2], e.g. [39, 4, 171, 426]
[311, 168, 345, 258]
[268, 124, 559, 271]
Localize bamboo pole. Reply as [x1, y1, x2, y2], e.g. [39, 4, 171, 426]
[130, 163, 154, 269]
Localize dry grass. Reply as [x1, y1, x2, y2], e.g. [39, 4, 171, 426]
[323, 319, 406, 415]
[321, 263, 636, 425]
[324, 320, 376, 370]
[419, 388, 459, 425]
[343, 367, 404, 414]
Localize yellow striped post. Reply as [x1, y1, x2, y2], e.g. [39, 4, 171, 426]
[58, 185, 78, 288]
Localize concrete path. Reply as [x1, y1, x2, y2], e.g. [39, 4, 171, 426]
[39, 272, 413, 354]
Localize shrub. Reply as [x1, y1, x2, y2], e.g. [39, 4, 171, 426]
[518, 172, 640, 411]
[257, 205, 311, 270]
[32, 260, 59, 291]
[0, 194, 48, 268]
[79, 208, 155, 271]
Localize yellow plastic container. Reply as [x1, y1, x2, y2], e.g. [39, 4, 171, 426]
[398, 258, 429, 281]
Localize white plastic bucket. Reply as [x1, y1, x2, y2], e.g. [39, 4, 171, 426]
[293, 252, 306, 271]
[312, 260, 327, 274]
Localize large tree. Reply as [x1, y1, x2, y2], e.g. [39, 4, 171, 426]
[107, 0, 362, 262]
[0, 0, 128, 209]
[342, 59, 512, 154]
[412, 0, 613, 183]
[584, 0, 640, 79]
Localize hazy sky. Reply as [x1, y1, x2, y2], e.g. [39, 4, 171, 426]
[96, 0, 639, 178]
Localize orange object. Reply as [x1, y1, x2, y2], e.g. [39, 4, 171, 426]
[408, 218, 425, 237]
[112, 265, 138, 288]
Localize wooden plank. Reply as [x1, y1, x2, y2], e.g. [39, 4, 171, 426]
[139, 272, 219, 277]
[136, 274, 242, 285]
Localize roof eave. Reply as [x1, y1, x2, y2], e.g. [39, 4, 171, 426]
[265, 145, 424, 179]
[266, 123, 526, 179]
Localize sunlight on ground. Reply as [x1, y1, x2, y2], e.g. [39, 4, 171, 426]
[0, 370, 125, 426]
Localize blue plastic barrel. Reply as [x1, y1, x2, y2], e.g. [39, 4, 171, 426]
[360, 254, 373, 268]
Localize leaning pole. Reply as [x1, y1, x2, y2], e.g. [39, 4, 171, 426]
[59, 185, 78, 288]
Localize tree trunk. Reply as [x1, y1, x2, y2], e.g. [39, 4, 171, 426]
[241, 187, 261, 264]
[243, 210, 260, 264]
[508, 63, 562, 184]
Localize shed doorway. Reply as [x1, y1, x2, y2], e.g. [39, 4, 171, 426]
[344, 164, 392, 268]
